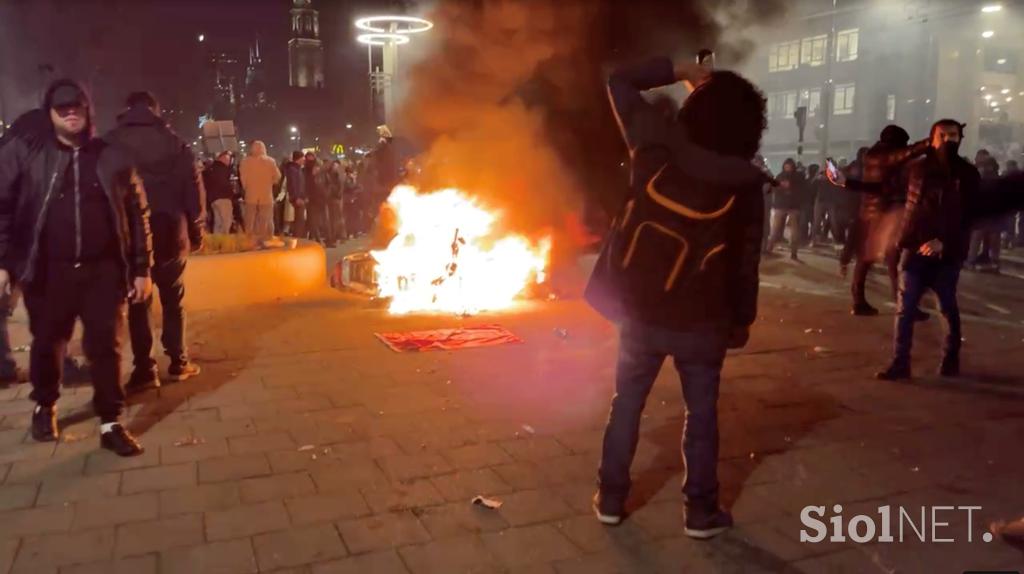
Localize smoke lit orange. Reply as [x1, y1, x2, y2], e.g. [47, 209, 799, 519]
[371, 185, 551, 315]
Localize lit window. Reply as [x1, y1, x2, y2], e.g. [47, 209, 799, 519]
[886, 94, 896, 121]
[800, 35, 828, 67]
[834, 83, 856, 115]
[836, 29, 860, 62]
[769, 41, 801, 72]
[768, 91, 799, 120]
[800, 88, 822, 116]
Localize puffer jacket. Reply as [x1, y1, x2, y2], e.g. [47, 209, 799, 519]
[0, 113, 152, 291]
[858, 139, 929, 218]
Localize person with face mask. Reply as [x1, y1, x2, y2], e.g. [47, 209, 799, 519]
[877, 120, 1024, 380]
[0, 79, 153, 455]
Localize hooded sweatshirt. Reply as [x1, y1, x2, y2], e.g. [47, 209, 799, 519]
[239, 141, 282, 205]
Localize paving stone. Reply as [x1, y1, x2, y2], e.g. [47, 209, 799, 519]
[361, 479, 447, 514]
[397, 536, 501, 574]
[310, 460, 387, 492]
[0, 503, 75, 538]
[285, 491, 371, 525]
[499, 438, 570, 462]
[267, 449, 344, 474]
[416, 500, 510, 539]
[0, 538, 16, 574]
[551, 553, 621, 574]
[0, 441, 57, 465]
[0, 482, 37, 511]
[73, 493, 160, 529]
[554, 514, 648, 554]
[7, 455, 87, 483]
[337, 510, 431, 554]
[158, 483, 242, 516]
[429, 468, 514, 503]
[188, 418, 258, 440]
[37, 474, 121, 505]
[14, 527, 115, 570]
[442, 444, 513, 470]
[121, 462, 196, 494]
[159, 438, 230, 465]
[254, 524, 348, 570]
[240, 472, 316, 503]
[82, 449, 160, 476]
[311, 550, 410, 574]
[491, 462, 547, 490]
[229, 432, 295, 454]
[481, 524, 580, 567]
[206, 500, 291, 541]
[376, 453, 454, 482]
[199, 453, 271, 483]
[493, 489, 575, 527]
[160, 538, 257, 574]
[59, 555, 157, 574]
[114, 513, 205, 557]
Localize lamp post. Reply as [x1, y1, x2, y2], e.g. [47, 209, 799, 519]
[290, 125, 301, 150]
[354, 15, 432, 125]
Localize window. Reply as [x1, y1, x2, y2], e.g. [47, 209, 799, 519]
[769, 41, 800, 72]
[768, 91, 798, 120]
[834, 83, 856, 115]
[836, 29, 859, 62]
[886, 94, 896, 121]
[800, 35, 828, 67]
[800, 88, 822, 116]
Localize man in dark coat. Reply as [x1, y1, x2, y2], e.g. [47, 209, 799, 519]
[104, 91, 204, 391]
[0, 79, 153, 456]
[585, 57, 767, 538]
[769, 158, 804, 260]
[877, 120, 1024, 380]
[284, 151, 306, 237]
[205, 151, 235, 234]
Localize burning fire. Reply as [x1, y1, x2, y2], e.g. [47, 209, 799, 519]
[371, 185, 551, 315]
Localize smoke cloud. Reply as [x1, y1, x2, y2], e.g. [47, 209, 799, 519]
[397, 0, 787, 248]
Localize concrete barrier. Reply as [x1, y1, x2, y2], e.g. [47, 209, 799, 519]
[178, 240, 327, 311]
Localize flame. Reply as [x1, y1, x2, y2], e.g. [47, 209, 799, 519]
[371, 185, 551, 315]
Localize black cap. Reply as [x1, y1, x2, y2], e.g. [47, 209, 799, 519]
[49, 84, 87, 108]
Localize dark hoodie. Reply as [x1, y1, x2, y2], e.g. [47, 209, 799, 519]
[103, 104, 202, 261]
[585, 58, 767, 332]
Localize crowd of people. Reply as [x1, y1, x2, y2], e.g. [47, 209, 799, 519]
[197, 126, 400, 248]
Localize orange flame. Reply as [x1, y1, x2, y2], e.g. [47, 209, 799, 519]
[371, 185, 551, 315]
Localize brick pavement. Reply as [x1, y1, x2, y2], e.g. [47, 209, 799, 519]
[0, 255, 1023, 573]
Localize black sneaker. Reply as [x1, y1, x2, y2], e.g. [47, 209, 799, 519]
[168, 361, 201, 382]
[939, 355, 960, 377]
[31, 405, 59, 442]
[685, 506, 733, 540]
[876, 363, 911, 381]
[852, 303, 880, 317]
[100, 424, 144, 457]
[592, 491, 625, 526]
[125, 366, 161, 393]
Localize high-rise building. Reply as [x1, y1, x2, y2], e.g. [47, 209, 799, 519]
[289, 0, 325, 89]
[242, 39, 274, 111]
[209, 50, 241, 120]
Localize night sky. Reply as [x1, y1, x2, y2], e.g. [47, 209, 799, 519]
[0, 0, 415, 138]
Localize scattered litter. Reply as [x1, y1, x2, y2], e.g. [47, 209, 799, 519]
[61, 433, 86, 443]
[445, 380, 452, 385]
[553, 328, 569, 340]
[472, 496, 503, 509]
[311, 454, 318, 460]
[813, 346, 831, 354]
[12, 345, 30, 353]
[323, 447, 332, 454]
[749, 452, 756, 460]
[174, 437, 206, 447]
[298, 445, 316, 452]
[521, 424, 535, 434]
[547, 293, 557, 301]
[784, 436, 793, 443]
[376, 325, 523, 353]
[804, 328, 813, 334]
[910, 466, 920, 473]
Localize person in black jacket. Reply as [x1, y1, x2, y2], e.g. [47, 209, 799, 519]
[0, 79, 153, 456]
[877, 119, 1024, 380]
[585, 58, 767, 538]
[205, 151, 235, 234]
[769, 158, 805, 260]
[284, 151, 306, 237]
[104, 92, 204, 391]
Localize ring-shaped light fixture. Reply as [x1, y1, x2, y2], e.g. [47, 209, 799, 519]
[357, 32, 412, 46]
[354, 15, 433, 35]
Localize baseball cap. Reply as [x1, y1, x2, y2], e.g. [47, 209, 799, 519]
[49, 84, 87, 108]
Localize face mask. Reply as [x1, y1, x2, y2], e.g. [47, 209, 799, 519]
[938, 140, 960, 159]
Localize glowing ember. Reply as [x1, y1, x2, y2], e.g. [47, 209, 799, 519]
[371, 185, 551, 315]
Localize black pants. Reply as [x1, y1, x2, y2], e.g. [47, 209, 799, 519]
[25, 259, 126, 422]
[291, 202, 307, 239]
[129, 257, 187, 369]
[852, 249, 900, 306]
[307, 201, 328, 242]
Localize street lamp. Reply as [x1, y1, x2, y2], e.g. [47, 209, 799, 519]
[198, 33, 205, 42]
[982, 4, 1003, 13]
[346, 123, 353, 129]
[982, 30, 995, 38]
[290, 126, 298, 133]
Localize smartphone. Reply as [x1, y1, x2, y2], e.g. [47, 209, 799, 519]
[825, 157, 839, 180]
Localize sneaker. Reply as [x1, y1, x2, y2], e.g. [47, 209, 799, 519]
[125, 366, 160, 393]
[939, 355, 960, 377]
[168, 361, 201, 382]
[100, 424, 144, 457]
[876, 363, 911, 381]
[31, 405, 59, 442]
[685, 506, 733, 540]
[852, 303, 879, 317]
[0, 366, 28, 385]
[592, 491, 625, 526]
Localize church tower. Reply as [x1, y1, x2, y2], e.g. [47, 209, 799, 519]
[288, 0, 324, 89]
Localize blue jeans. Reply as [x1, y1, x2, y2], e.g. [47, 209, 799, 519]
[598, 320, 728, 509]
[893, 250, 961, 366]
